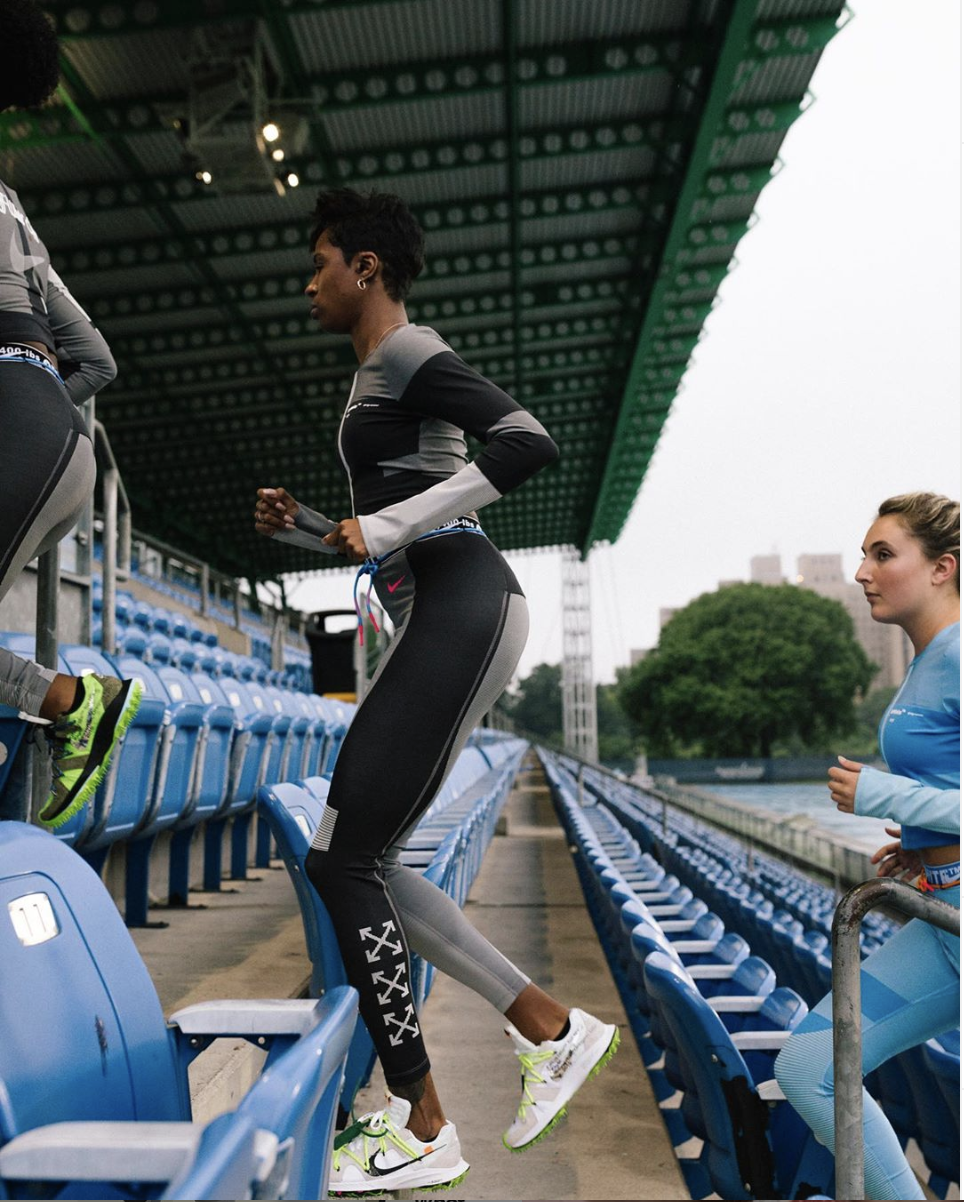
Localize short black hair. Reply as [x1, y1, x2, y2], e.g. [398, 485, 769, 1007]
[0, 0, 60, 113]
[309, 188, 425, 302]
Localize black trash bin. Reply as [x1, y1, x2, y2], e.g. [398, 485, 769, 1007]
[305, 610, 357, 698]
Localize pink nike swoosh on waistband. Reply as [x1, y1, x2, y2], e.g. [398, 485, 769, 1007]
[387, 575, 407, 593]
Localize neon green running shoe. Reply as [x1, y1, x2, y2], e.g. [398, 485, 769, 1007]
[329, 1095, 469, 1196]
[39, 672, 144, 829]
[503, 1008, 620, 1151]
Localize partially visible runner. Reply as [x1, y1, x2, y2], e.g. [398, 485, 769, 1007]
[255, 187, 618, 1195]
[0, 0, 142, 827]
[775, 492, 960, 1200]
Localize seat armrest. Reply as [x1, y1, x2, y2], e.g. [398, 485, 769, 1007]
[672, 938, 717, 952]
[0, 1121, 200, 1182]
[730, 1030, 794, 1051]
[659, 919, 697, 932]
[168, 997, 321, 1037]
[708, 995, 768, 1013]
[756, 1078, 787, 1101]
[688, 964, 738, 979]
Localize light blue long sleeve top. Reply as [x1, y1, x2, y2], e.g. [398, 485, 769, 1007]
[854, 622, 960, 849]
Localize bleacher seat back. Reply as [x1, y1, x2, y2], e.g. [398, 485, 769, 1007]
[161, 1113, 263, 1201]
[131, 600, 154, 632]
[301, 776, 331, 803]
[235, 986, 357, 1201]
[157, 664, 234, 824]
[255, 784, 345, 993]
[170, 613, 191, 640]
[0, 705, 28, 809]
[110, 654, 203, 834]
[152, 609, 174, 637]
[0, 823, 182, 1141]
[170, 637, 198, 671]
[114, 594, 137, 628]
[643, 951, 775, 1200]
[256, 784, 376, 1116]
[714, 955, 776, 1000]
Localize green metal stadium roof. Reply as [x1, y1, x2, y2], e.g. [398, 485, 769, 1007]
[2, 0, 848, 580]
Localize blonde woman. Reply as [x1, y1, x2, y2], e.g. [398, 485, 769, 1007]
[775, 493, 960, 1200]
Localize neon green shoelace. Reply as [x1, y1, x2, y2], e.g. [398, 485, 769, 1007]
[332, 1110, 419, 1172]
[516, 1048, 555, 1119]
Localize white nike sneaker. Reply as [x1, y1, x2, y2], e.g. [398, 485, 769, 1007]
[503, 1007, 620, 1151]
[329, 1094, 469, 1195]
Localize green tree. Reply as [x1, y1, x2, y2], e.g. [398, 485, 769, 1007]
[504, 662, 563, 742]
[502, 663, 643, 767]
[617, 583, 875, 759]
[597, 679, 642, 768]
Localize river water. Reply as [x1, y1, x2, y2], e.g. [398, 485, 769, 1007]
[702, 782, 895, 854]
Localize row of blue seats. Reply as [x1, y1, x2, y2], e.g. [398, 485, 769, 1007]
[257, 736, 528, 1118]
[546, 753, 961, 1199]
[0, 820, 358, 1200]
[0, 735, 527, 1198]
[541, 751, 833, 1200]
[567, 759, 897, 954]
[0, 629, 354, 926]
[92, 583, 311, 690]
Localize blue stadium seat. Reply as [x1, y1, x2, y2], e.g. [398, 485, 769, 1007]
[256, 782, 377, 1119]
[58, 644, 166, 861]
[643, 950, 833, 1201]
[0, 821, 357, 1201]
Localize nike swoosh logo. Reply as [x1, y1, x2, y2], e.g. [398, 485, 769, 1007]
[368, 1144, 443, 1177]
[386, 575, 407, 593]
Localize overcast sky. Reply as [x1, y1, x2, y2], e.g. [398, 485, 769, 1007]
[288, 0, 962, 685]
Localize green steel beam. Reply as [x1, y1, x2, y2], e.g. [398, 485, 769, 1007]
[110, 395, 615, 456]
[47, 0, 451, 39]
[1, 32, 692, 147]
[584, 2, 794, 554]
[16, 116, 677, 211]
[49, 179, 663, 274]
[503, 0, 522, 400]
[96, 234, 640, 343]
[56, 57, 295, 412]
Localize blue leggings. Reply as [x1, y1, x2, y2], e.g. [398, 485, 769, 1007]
[774, 885, 960, 1200]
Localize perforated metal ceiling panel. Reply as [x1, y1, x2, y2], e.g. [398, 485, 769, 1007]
[1, 0, 848, 577]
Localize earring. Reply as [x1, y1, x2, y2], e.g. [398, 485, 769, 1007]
[357, 278, 367, 291]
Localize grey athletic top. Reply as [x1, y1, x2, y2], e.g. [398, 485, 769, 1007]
[0, 180, 116, 403]
[279, 323, 558, 560]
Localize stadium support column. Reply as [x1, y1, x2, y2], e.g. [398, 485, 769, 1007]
[562, 548, 598, 763]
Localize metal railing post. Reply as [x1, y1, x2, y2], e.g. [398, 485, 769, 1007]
[35, 546, 60, 671]
[31, 545, 61, 818]
[102, 466, 118, 655]
[74, 398, 96, 644]
[200, 563, 210, 617]
[832, 878, 960, 1199]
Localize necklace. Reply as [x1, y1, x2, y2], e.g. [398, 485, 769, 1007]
[366, 321, 406, 360]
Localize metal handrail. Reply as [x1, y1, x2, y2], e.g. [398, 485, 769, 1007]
[94, 420, 132, 656]
[831, 876, 960, 1199]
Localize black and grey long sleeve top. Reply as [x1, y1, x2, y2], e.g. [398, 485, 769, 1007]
[0, 180, 116, 403]
[340, 323, 557, 558]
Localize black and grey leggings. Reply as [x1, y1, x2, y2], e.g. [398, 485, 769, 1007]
[305, 532, 531, 1087]
[0, 350, 95, 714]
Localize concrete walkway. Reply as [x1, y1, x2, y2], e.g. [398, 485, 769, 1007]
[353, 758, 688, 1201]
[132, 758, 688, 1199]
